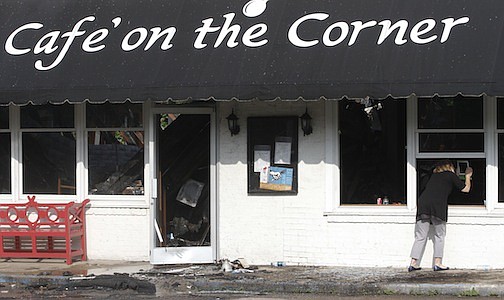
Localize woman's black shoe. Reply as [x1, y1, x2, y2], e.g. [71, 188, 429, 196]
[408, 265, 421, 272]
[433, 265, 450, 271]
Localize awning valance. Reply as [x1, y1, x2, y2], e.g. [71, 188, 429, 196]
[0, 0, 503, 104]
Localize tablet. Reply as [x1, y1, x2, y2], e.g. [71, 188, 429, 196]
[456, 160, 469, 176]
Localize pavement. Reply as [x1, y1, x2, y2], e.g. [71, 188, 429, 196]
[0, 259, 503, 298]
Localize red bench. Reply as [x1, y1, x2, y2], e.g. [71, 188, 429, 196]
[0, 196, 90, 265]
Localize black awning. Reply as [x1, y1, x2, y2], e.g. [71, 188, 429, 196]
[0, 0, 503, 104]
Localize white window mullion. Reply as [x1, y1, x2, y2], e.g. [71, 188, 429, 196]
[486, 96, 498, 210]
[406, 95, 417, 211]
[10, 105, 20, 201]
[75, 103, 86, 202]
[325, 100, 338, 211]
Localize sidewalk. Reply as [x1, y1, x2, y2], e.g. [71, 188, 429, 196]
[0, 259, 503, 297]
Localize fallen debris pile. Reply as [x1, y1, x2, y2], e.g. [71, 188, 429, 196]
[63, 273, 156, 295]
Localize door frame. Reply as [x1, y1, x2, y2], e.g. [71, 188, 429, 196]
[148, 104, 217, 264]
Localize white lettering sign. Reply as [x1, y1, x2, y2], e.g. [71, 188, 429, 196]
[287, 15, 469, 47]
[2, 0, 470, 71]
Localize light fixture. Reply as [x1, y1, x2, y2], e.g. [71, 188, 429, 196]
[226, 109, 240, 136]
[300, 108, 313, 136]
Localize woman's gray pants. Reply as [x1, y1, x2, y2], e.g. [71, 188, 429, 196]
[410, 218, 446, 260]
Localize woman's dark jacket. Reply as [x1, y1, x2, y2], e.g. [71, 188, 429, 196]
[417, 171, 465, 222]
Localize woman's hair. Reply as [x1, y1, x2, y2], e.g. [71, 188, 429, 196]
[433, 160, 455, 173]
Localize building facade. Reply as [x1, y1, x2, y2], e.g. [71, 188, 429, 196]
[1, 0, 504, 268]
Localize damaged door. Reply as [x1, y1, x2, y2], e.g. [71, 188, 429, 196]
[151, 110, 215, 264]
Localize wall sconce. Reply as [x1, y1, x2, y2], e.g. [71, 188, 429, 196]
[300, 108, 313, 136]
[226, 109, 240, 136]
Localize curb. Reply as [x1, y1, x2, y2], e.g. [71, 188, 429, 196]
[184, 277, 504, 297]
[189, 279, 382, 296]
[0, 275, 69, 286]
[382, 283, 504, 297]
[0, 273, 156, 295]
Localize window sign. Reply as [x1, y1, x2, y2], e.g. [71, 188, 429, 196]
[274, 137, 292, 164]
[253, 145, 270, 172]
[247, 117, 298, 194]
[259, 166, 294, 192]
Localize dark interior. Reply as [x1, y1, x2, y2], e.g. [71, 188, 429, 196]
[339, 97, 406, 205]
[157, 114, 211, 247]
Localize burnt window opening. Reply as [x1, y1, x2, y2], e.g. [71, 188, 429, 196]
[339, 97, 406, 205]
[86, 103, 144, 195]
[156, 114, 211, 247]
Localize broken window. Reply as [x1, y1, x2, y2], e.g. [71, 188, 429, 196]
[417, 95, 485, 205]
[86, 103, 144, 195]
[156, 114, 211, 247]
[21, 104, 76, 194]
[0, 107, 10, 194]
[339, 97, 406, 205]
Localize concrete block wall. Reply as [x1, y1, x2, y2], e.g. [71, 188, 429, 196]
[86, 207, 150, 261]
[217, 100, 504, 269]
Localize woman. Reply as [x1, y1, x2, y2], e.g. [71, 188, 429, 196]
[408, 160, 473, 272]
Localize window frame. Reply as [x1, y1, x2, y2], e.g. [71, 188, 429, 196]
[415, 96, 490, 209]
[326, 95, 501, 220]
[325, 99, 412, 217]
[416, 96, 485, 159]
[0, 103, 150, 207]
[83, 102, 148, 205]
[18, 104, 77, 200]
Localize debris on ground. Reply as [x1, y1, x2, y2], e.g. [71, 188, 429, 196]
[64, 273, 156, 294]
[220, 258, 256, 273]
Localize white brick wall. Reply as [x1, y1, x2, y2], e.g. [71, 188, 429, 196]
[82, 101, 504, 268]
[86, 207, 150, 261]
[217, 101, 504, 269]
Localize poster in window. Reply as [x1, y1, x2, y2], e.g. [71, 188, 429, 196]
[274, 137, 292, 164]
[247, 116, 298, 194]
[254, 145, 271, 172]
[259, 166, 293, 191]
[259, 166, 269, 183]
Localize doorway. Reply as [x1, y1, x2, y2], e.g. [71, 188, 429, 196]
[151, 109, 215, 264]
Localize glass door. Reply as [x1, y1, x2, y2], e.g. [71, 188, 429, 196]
[151, 110, 215, 264]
